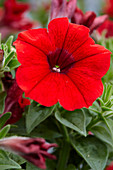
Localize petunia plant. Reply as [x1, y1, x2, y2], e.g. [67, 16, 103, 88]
[1, 0, 113, 170]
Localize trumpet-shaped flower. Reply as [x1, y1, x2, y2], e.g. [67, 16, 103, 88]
[14, 18, 111, 111]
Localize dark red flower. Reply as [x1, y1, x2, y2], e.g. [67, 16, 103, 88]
[3, 80, 30, 124]
[106, 162, 113, 170]
[0, 137, 57, 169]
[0, 0, 34, 39]
[97, 19, 113, 38]
[71, 7, 108, 34]
[104, 0, 113, 18]
[14, 18, 111, 111]
[50, 0, 77, 20]
[2, 72, 15, 90]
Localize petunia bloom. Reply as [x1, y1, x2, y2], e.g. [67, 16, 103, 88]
[0, 0, 34, 39]
[3, 79, 30, 124]
[14, 18, 111, 111]
[50, 0, 76, 20]
[103, 0, 113, 18]
[71, 7, 108, 34]
[0, 137, 57, 169]
[97, 19, 113, 38]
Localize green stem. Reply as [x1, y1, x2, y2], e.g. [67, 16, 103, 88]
[57, 139, 70, 170]
[57, 125, 70, 170]
[105, 113, 113, 118]
[61, 124, 70, 141]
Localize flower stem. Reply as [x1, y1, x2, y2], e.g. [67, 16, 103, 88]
[57, 125, 70, 170]
[57, 139, 70, 170]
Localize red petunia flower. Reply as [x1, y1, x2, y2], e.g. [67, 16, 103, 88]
[0, 137, 57, 169]
[71, 7, 108, 34]
[0, 0, 34, 39]
[104, 0, 113, 18]
[14, 18, 111, 111]
[97, 19, 113, 38]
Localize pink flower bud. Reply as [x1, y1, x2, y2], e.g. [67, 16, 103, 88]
[71, 7, 108, 34]
[50, 0, 76, 20]
[0, 137, 58, 169]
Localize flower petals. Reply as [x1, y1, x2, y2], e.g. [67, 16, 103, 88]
[16, 65, 50, 93]
[67, 71, 103, 107]
[14, 28, 55, 55]
[63, 23, 89, 53]
[58, 74, 87, 110]
[48, 17, 69, 49]
[72, 51, 110, 79]
[72, 37, 110, 62]
[25, 73, 59, 107]
[14, 40, 48, 65]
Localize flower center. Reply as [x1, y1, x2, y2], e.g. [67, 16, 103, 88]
[52, 65, 60, 72]
[47, 48, 75, 73]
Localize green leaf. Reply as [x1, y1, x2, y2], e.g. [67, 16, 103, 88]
[65, 164, 76, 170]
[89, 100, 101, 115]
[30, 124, 62, 139]
[0, 92, 6, 114]
[0, 112, 11, 129]
[104, 118, 113, 141]
[8, 58, 20, 70]
[26, 162, 41, 170]
[71, 136, 108, 170]
[0, 81, 3, 92]
[9, 153, 26, 165]
[102, 84, 113, 103]
[2, 66, 10, 72]
[0, 125, 10, 139]
[0, 149, 21, 169]
[46, 159, 57, 170]
[9, 117, 26, 136]
[91, 125, 113, 147]
[82, 108, 92, 126]
[55, 109, 87, 136]
[27, 159, 57, 170]
[5, 36, 13, 52]
[26, 103, 56, 133]
[10, 70, 15, 79]
[10, 116, 62, 140]
[4, 51, 15, 67]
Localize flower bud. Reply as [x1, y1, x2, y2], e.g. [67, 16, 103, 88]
[0, 137, 58, 169]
